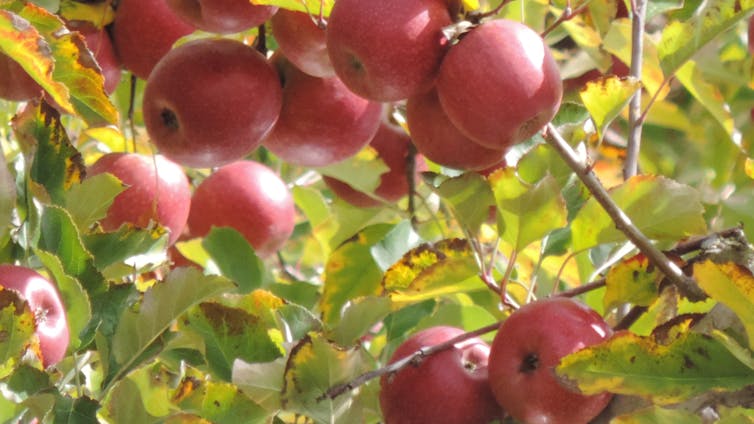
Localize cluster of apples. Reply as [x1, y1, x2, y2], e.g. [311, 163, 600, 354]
[380, 297, 614, 424]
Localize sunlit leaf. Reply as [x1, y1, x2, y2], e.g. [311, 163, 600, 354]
[556, 330, 754, 404]
[571, 175, 707, 250]
[329, 296, 391, 346]
[58, 0, 115, 28]
[693, 260, 754, 350]
[250, 0, 334, 16]
[173, 378, 267, 424]
[232, 357, 287, 412]
[611, 405, 702, 423]
[604, 253, 661, 312]
[0, 289, 36, 378]
[431, 172, 495, 237]
[202, 227, 265, 294]
[516, 143, 573, 186]
[102, 365, 169, 423]
[580, 76, 642, 142]
[370, 220, 423, 272]
[490, 169, 567, 252]
[317, 146, 388, 195]
[65, 173, 125, 230]
[462, 0, 480, 11]
[603, 19, 668, 99]
[83, 225, 168, 275]
[657, 0, 754, 75]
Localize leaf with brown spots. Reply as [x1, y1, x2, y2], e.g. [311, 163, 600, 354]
[604, 253, 662, 312]
[173, 378, 267, 424]
[0, 288, 36, 378]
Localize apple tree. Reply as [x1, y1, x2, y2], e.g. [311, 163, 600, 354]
[0, 0, 753, 422]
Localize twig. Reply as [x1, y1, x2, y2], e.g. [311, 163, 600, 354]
[544, 123, 706, 301]
[556, 278, 607, 298]
[623, 0, 648, 179]
[318, 321, 501, 401]
[613, 305, 648, 330]
[541, 1, 590, 38]
[255, 24, 267, 56]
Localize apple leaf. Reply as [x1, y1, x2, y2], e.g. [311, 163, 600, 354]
[317, 146, 388, 195]
[112, 267, 235, 367]
[58, 0, 115, 28]
[579, 76, 642, 142]
[0, 289, 36, 379]
[202, 227, 265, 294]
[556, 330, 754, 404]
[180, 292, 286, 381]
[232, 357, 287, 412]
[693, 260, 754, 350]
[320, 224, 391, 324]
[611, 406, 702, 423]
[281, 332, 375, 424]
[381, 238, 482, 303]
[604, 253, 661, 312]
[52, 395, 99, 423]
[0, 151, 15, 244]
[82, 225, 168, 276]
[64, 173, 125, 230]
[102, 365, 171, 423]
[250, 0, 334, 16]
[675, 60, 737, 145]
[370, 220, 423, 272]
[571, 175, 707, 251]
[329, 296, 392, 346]
[517, 143, 573, 186]
[490, 169, 567, 252]
[657, 0, 754, 76]
[172, 378, 267, 424]
[462, 0, 480, 11]
[430, 172, 495, 237]
[12, 102, 85, 206]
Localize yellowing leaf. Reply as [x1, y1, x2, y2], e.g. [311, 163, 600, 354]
[604, 253, 661, 311]
[746, 158, 754, 180]
[462, 0, 480, 11]
[693, 260, 754, 350]
[612, 406, 702, 423]
[0, 289, 36, 378]
[172, 378, 267, 424]
[250, 0, 334, 16]
[603, 19, 668, 99]
[580, 76, 642, 142]
[59, 0, 115, 28]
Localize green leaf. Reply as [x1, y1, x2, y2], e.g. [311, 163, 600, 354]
[102, 365, 168, 423]
[329, 296, 391, 346]
[317, 146, 388, 195]
[232, 357, 287, 413]
[579, 76, 642, 142]
[52, 395, 100, 424]
[693, 260, 754, 350]
[370, 220, 423, 272]
[65, 173, 125, 230]
[202, 227, 265, 294]
[431, 172, 495, 237]
[173, 379, 268, 424]
[112, 268, 235, 367]
[657, 0, 754, 75]
[571, 175, 707, 250]
[58, 0, 115, 27]
[516, 143, 573, 186]
[612, 405, 702, 423]
[556, 330, 754, 404]
[281, 333, 375, 424]
[604, 253, 661, 312]
[83, 226, 168, 277]
[602, 19, 668, 98]
[250, 0, 334, 16]
[0, 289, 36, 378]
[490, 169, 567, 252]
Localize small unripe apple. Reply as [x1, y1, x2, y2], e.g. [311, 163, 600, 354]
[111, 0, 194, 79]
[437, 19, 562, 150]
[263, 57, 381, 167]
[270, 9, 334, 78]
[166, 0, 277, 34]
[488, 297, 613, 424]
[0, 265, 69, 368]
[407, 89, 506, 171]
[187, 161, 295, 257]
[380, 326, 503, 424]
[326, 0, 452, 101]
[143, 38, 282, 168]
[88, 153, 192, 246]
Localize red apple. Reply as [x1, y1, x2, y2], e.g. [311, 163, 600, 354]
[0, 265, 69, 368]
[380, 326, 502, 424]
[143, 38, 282, 168]
[749, 16, 754, 54]
[488, 297, 613, 424]
[187, 161, 295, 257]
[166, 0, 277, 34]
[436, 19, 562, 150]
[263, 58, 382, 167]
[0, 52, 42, 101]
[111, 0, 194, 79]
[326, 0, 452, 101]
[323, 120, 427, 207]
[407, 88, 507, 171]
[270, 9, 334, 78]
[88, 153, 192, 246]
[67, 21, 122, 94]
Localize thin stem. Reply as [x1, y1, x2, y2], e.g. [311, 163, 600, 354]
[557, 278, 607, 298]
[623, 0, 648, 179]
[255, 24, 268, 56]
[127, 74, 137, 152]
[541, 1, 590, 38]
[544, 123, 706, 301]
[406, 142, 418, 227]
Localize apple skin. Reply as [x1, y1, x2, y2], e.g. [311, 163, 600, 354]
[488, 297, 613, 424]
[0, 53, 42, 101]
[379, 326, 503, 424]
[436, 19, 563, 150]
[143, 38, 282, 168]
[326, 0, 452, 101]
[407, 89, 507, 171]
[0, 265, 69, 368]
[88, 153, 192, 246]
[270, 9, 334, 78]
[111, 0, 194, 80]
[187, 161, 295, 258]
[748, 15, 754, 54]
[166, 0, 277, 34]
[263, 57, 382, 167]
[323, 120, 428, 207]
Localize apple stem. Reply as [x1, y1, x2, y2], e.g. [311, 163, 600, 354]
[478, 0, 514, 20]
[406, 142, 418, 227]
[317, 321, 502, 401]
[624, 0, 649, 179]
[541, 1, 590, 38]
[255, 24, 268, 56]
[127, 73, 137, 152]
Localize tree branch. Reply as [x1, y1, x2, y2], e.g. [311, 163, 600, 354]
[623, 0, 648, 179]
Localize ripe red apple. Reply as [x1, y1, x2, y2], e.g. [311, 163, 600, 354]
[379, 326, 502, 424]
[0, 265, 69, 368]
[88, 153, 192, 246]
[67, 21, 122, 94]
[326, 0, 452, 101]
[270, 9, 334, 78]
[166, 0, 276, 34]
[111, 0, 194, 79]
[748, 15, 754, 54]
[262, 57, 381, 167]
[187, 161, 295, 257]
[407, 88, 507, 171]
[0, 52, 42, 101]
[488, 297, 613, 424]
[143, 38, 282, 168]
[323, 120, 427, 207]
[436, 19, 562, 150]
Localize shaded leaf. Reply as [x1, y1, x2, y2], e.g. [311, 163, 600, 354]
[329, 296, 391, 346]
[0, 289, 36, 378]
[693, 260, 754, 350]
[173, 378, 267, 424]
[580, 76, 642, 142]
[65, 173, 125, 230]
[202, 227, 265, 294]
[52, 395, 99, 424]
[83, 225, 168, 276]
[556, 330, 754, 404]
[516, 143, 573, 186]
[232, 357, 287, 412]
[611, 405, 702, 423]
[317, 146, 388, 195]
[102, 365, 168, 424]
[431, 172, 495, 237]
[250, 0, 334, 16]
[571, 175, 707, 250]
[604, 253, 661, 312]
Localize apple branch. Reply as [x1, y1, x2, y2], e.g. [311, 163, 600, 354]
[544, 123, 706, 301]
[318, 322, 501, 401]
[624, 0, 648, 179]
